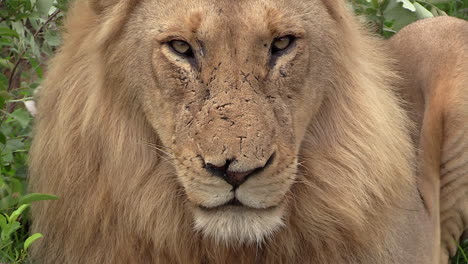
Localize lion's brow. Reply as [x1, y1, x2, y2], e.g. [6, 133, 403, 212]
[265, 8, 306, 37]
[184, 11, 203, 34]
[158, 11, 203, 37]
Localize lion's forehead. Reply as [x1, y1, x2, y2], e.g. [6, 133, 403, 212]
[137, 0, 313, 40]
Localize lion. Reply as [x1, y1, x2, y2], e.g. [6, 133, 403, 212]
[28, 0, 467, 262]
[390, 17, 468, 263]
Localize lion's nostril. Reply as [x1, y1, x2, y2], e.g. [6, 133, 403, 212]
[204, 161, 229, 179]
[202, 153, 275, 188]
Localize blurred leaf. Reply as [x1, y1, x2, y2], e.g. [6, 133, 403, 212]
[414, 2, 435, 18]
[384, 0, 418, 30]
[10, 109, 32, 129]
[0, 132, 6, 145]
[29, 58, 43, 78]
[0, 59, 14, 69]
[2, 151, 13, 163]
[24, 233, 43, 250]
[0, 38, 14, 48]
[0, 214, 6, 230]
[0, 91, 12, 100]
[426, 0, 453, 3]
[0, 28, 19, 39]
[397, 0, 417, 11]
[430, 6, 448, 16]
[44, 31, 61, 46]
[19, 193, 59, 205]
[9, 178, 23, 194]
[4, 139, 25, 154]
[28, 17, 43, 32]
[8, 204, 29, 223]
[0, 74, 9, 90]
[36, 0, 54, 17]
[11, 22, 25, 38]
[28, 34, 41, 59]
[1, 221, 21, 241]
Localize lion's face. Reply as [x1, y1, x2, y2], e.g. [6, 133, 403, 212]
[123, 0, 334, 244]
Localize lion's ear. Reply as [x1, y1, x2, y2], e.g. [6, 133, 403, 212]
[86, 0, 137, 47]
[320, 0, 348, 22]
[89, 0, 134, 14]
[320, 0, 358, 32]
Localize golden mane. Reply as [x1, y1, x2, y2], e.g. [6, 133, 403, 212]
[29, 0, 424, 263]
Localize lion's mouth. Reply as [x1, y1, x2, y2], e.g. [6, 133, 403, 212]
[198, 198, 278, 212]
[192, 198, 286, 244]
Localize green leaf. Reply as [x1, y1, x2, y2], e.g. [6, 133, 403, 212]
[10, 109, 32, 129]
[0, 214, 7, 230]
[0, 73, 9, 90]
[8, 204, 29, 223]
[396, 0, 416, 11]
[456, 242, 468, 262]
[19, 193, 59, 205]
[384, 0, 418, 30]
[29, 17, 43, 31]
[29, 33, 41, 59]
[0, 58, 14, 69]
[425, 0, 452, 3]
[11, 22, 25, 38]
[1, 221, 21, 241]
[9, 178, 24, 194]
[0, 28, 19, 39]
[2, 153, 13, 164]
[44, 31, 61, 46]
[0, 38, 14, 48]
[0, 91, 12, 99]
[414, 2, 434, 18]
[29, 58, 43, 78]
[24, 233, 43, 250]
[5, 139, 25, 153]
[0, 131, 5, 145]
[36, 0, 54, 17]
[429, 5, 447, 16]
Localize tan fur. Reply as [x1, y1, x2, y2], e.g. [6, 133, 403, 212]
[28, 0, 465, 263]
[390, 17, 468, 264]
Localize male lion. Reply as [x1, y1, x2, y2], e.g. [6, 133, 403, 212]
[28, 0, 467, 262]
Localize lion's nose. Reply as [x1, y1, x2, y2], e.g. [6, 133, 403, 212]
[203, 154, 274, 188]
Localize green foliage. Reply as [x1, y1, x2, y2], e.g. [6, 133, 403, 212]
[453, 239, 468, 264]
[0, 205, 31, 263]
[351, 0, 468, 37]
[0, 0, 466, 262]
[1, 0, 65, 262]
[0, 195, 57, 263]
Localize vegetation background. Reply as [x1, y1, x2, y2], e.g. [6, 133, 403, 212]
[0, 0, 467, 262]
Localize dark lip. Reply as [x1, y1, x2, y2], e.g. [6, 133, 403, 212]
[198, 198, 277, 212]
[199, 198, 242, 211]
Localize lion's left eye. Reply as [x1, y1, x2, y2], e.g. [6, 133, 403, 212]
[169, 40, 194, 57]
[272, 36, 295, 53]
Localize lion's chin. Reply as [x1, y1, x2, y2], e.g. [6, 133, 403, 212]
[192, 204, 286, 246]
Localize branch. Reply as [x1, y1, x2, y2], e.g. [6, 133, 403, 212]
[7, 9, 61, 92]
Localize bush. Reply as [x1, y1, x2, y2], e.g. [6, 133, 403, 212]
[1, 0, 64, 262]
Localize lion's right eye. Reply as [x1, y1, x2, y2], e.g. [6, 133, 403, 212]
[271, 35, 295, 54]
[169, 40, 194, 57]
